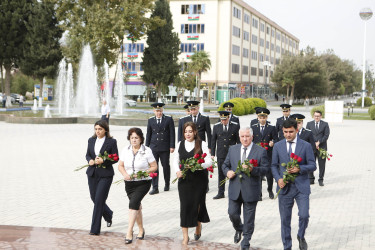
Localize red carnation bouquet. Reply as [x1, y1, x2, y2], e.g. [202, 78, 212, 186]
[220, 159, 258, 186]
[257, 142, 269, 150]
[113, 171, 158, 184]
[319, 148, 333, 161]
[172, 152, 216, 183]
[75, 151, 118, 171]
[274, 153, 302, 199]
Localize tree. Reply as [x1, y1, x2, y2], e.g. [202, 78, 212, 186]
[189, 51, 211, 100]
[365, 66, 374, 96]
[173, 62, 196, 100]
[0, 0, 33, 106]
[19, 0, 63, 101]
[142, 0, 180, 101]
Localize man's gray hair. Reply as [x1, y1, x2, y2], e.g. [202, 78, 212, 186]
[239, 126, 253, 136]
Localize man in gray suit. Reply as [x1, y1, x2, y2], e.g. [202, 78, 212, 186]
[222, 127, 269, 250]
[306, 110, 330, 186]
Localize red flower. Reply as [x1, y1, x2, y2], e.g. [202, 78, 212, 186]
[108, 154, 113, 159]
[293, 155, 298, 160]
[297, 157, 302, 162]
[149, 173, 154, 178]
[252, 160, 258, 167]
[210, 174, 212, 178]
[264, 142, 268, 146]
[260, 142, 264, 146]
[194, 154, 200, 159]
[154, 173, 158, 177]
[330, 154, 333, 157]
[197, 158, 205, 164]
[328, 158, 330, 161]
[179, 164, 182, 169]
[265, 147, 269, 150]
[208, 166, 214, 173]
[290, 153, 295, 158]
[113, 156, 119, 161]
[202, 153, 207, 158]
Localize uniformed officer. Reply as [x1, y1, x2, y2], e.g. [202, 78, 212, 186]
[291, 114, 316, 162]
[146, 103, 175, 195]
[220, 102, 240, 126]
[252, 107, 278, 199]
[275, 104, 292, 140]
[211, 111, 240, 199]
[183, 104, 190, 115]
[250, 107, 271, 126]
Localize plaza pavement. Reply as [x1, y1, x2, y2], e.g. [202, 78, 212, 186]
[0, 106, 374, 249]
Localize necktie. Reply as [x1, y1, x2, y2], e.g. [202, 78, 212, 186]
[315, 122, 319, 131]
[261, 126, 264, 135]
[287, 141, 293, 155]
[157, 119, 160, 125]
[224, 125, 228, 132]
[242, 147, 247, 163]
[193, 116, 197, 123]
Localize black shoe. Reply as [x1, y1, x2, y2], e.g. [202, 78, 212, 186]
[149, 189, 159, 195]
[213, 193, 225, 199]
[234, 230, 242, 244]
[194, 224, 202, 240]
[125, 232, 133, 244]
[89, 232, 99, 236]
[107, 220, 112, 227]
[297, 235, 308, 250]
[136, 228, 145, 240]
[319, 180, 324, 186]
[310, 180, 315, 185]
[164, 185, 170, 191]
[241, 247, 250, 250]
[268, 191, 274, 199]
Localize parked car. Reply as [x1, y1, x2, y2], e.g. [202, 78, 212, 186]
[124, 98, 137, 107]
[11, 93, 21, 103]
[2, 94, 15, 104]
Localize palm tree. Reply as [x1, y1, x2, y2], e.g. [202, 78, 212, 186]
[189, 51, 211, 100]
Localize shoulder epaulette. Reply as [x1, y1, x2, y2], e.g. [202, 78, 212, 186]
[305, 128, 311, 131]
[149, 116, 155, 119]
[179, 115, 189, 119]
[164, 115, 171, 117]
[214, 122, 221, 125]
[230, 121, 238, 125]
[251, 123, 258, 127]
[232, 114, 238, 118]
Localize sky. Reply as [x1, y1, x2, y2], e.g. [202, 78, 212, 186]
[246, 0, 375, 71]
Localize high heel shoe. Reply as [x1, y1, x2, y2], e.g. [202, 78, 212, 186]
[125, 232, 133, 244]
[194, 224, 202, 240]
[136, 228, 145, 240]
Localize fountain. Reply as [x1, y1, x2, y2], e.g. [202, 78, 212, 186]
[65, 63, 74, 116]
[32, 99, 38, 111]
[114, 58, 124, 115]
[74, 44, 99, 115]
[44, 104, 52, 118]
[56, 59, 66, 114]
[104, 59, 111, 107]
[56, 59, 74, 116]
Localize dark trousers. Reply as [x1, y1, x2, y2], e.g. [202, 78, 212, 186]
[217, 158, 226, 195]
[278, 183, 309, 250]
[309, 153, 326, 182]
[151, 150, 170, 189]
[228, 192, 258, 248]
[101, 115, 110, 125]
[87, 173, 113, 234]
[19, 102, 23, 107]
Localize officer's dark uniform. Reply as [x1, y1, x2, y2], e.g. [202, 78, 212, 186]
[146, 103, 175, 194]
[275, 104, 292, 140]
[252, 108, 278, 199]
[211, 111, 240, 199]
[219, 102, 240, 126]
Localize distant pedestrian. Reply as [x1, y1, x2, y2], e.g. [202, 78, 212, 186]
[101, 100, 110, 124]
[2, 95, 6, 108]
[19, 95, 24, 107]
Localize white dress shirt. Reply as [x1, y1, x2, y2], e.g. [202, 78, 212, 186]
[285, 136, 297, 154]
[173, 140, 212, 173]
[119, 144, 156, 181]
[94, 137, 106, 156]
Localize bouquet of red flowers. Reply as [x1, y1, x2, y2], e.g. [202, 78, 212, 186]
[257, 142, 269, 150]
[319, 148, 333, 161]
[113, 171, 158, 184]
[206, 159, 217, 179]
[172, 153, 213, 184]
[274, 153, 302, 199]
[75, 151, 118, 171]
[220, 159, 258, 186]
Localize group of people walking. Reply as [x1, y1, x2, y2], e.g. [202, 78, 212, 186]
[86, 101, 330, 250]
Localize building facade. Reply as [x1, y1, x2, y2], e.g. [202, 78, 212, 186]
[118, 0, 299, 104]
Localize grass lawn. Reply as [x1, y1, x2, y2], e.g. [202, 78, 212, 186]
[343, 112, 372, 120]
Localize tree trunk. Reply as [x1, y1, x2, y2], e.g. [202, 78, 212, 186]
[39, 78, 44, 104]
[157, 83, 162, 102]
[5, 65, 12, 107]
[0, 64, 4, 93]
[286, 85, 290, 103]
[195, 73, 200, 100]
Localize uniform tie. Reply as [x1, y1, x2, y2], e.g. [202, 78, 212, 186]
[157, 119, 161, 125]
[224, 125, 228, 132]
[315, 122, 319, 131]
[193, 116, 197, 123]
[261, 126, 264, 135]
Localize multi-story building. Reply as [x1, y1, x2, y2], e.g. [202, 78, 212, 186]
[118, 0, 299, 104]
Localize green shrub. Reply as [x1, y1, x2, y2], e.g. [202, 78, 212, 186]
[251, 98, 267, 109]
[244, 98, 256, 114]
[356, 97, 372, 107]
[218, 99, 246, 116]
[310, 105, 325, 118]
[369, 105, 375, 120]
[232, 97, 250, 114]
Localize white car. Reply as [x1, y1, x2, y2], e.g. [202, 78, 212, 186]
[124, 98, 137, 107]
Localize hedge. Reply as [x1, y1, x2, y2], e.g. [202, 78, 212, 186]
[218, 97, 267, 116]
[218, 99, 246, 116]
[310, 105, 325, 118]
[356, 97, 373, 107]
[369, 105, 375, 120]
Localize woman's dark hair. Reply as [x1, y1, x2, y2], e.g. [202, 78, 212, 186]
[92, 120, 112, 138]
[183, 121, 202, 155]
[283, 118, 297, 129]
[127, 127, 145, 145]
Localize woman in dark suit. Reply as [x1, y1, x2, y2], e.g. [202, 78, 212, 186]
[85, 120, 118, 235]
[173, 121, 212, 245]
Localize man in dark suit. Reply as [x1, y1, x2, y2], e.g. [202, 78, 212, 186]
[271, 118, 316, 250]
[306, 110, 330, 186]
[275, 104, 292, 140]
[222, 127, 269, 250]
[250, 107, 270, 126]
[146, 103, 175, 195]
[211, 111, 240, 199]
[220, 102, 240, 126]
[251, 108, 278, 199]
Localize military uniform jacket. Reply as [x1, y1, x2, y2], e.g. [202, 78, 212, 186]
[275, 116, 289, 140]
[177, 113, 212, 148]
[217, 114, 240, 126]
[252, 123, 278, 160]
[306, 120, 330, 150]
[211, 121, 240, 158]
[146, 114, 175, 152]
[298, 128, 316, 154]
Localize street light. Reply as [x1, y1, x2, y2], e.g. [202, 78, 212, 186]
[359, 8, 373, 108]
[263, 61, 271, 97]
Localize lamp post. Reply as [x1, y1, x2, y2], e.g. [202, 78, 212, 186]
[263, 61, 271, 98]
[359, 8, 373, 108]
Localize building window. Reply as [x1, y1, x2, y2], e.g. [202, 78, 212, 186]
[266, 41, 270, 49]
[123, 43, 145, 53]
[259, 68, 263, 76]
[181, 24, 205, 34]
[252, 18, 258, 29]
[259, 53, 264, 62]
[271, 57, 274, 64]
[266, 55, 269, 61]
[233, 26, 241, 38]
[271, 29, 275, 37]
[286, 38, 289, 45]
[232, 63, 240, 74]
[266, 26, 270, 34]
[251, 67, 257, 76]
[181, 4, 205, 14]
[276, 58, 280, 65]
[126, 62, 143, 72]
[259, 38, 264, 47]
[276, 45, 280, 53]
[276, 32, 281, 40]
[244, 13, 250, 24]
[233, 6, 241, 19]
[243, 48, 249, 58]
[260, 23, 265, 32]
[180, 43, 204, 53]
[232, 45, 240, 56]
[252, 34, 257, 44]
[271, 43, 274, 51]
[242, 65, 248, 75]
[243, 31, 249, 41]
[251, 50, 257, 60]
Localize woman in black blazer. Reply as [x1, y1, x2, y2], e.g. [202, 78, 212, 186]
[85, 120, 119, 235]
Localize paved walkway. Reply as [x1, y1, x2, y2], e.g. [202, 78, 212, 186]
[0, 109, 374, 249]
